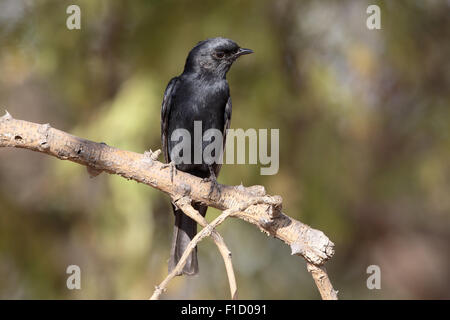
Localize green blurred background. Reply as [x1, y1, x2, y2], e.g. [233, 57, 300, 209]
[0, 0, 449, 299]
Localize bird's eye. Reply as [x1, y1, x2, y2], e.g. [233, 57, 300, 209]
[214, 51, 225, 59]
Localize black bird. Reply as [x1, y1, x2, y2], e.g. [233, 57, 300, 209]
[161, 38, 253, 275]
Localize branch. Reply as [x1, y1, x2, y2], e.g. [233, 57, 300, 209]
[174, 197, 237, 300]
[307, 263, 338, 300]
[0, 112, 338, 299]
[150, 202, 241, 300]
[150, 197, 276, 300]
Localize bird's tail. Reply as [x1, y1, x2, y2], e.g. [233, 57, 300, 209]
[169, 203, 207, 276]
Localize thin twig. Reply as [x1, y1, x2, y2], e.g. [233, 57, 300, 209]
[307, 263, 338, 300]
[174, 197, 237, 299]
[151, 196, 283, 300]
[150, 208, 234, 300]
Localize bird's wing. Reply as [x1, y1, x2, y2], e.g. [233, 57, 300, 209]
[213, 96, 232, 176]
[223, 96, 232, 148]
[161, 77, 179, 163]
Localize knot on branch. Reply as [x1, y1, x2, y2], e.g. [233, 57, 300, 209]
[1, 110, 12, 122]
[86, 166, 103, 178]
[291, 228, 335, 265]
[37, 123, 51, 151]
[174, 196, 192, 208]
[245, 185, 267, 196]
[143, 149, 161, 165]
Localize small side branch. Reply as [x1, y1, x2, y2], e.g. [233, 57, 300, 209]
[307, 263, 338, 300]
[174, 197, 237, 300]
[150, 207, 235, 300]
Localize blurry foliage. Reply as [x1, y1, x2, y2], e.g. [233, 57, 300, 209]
[0, 0, 449, 299]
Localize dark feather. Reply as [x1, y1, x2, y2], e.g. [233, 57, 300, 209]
[160, 38, 251, 276]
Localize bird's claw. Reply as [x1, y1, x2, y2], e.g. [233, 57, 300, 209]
[202, 168, 222, 199]
[160, 161, 177, 183]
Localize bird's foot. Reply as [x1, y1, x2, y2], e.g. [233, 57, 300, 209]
[202, 168, 221, 199]
[160, 161, 177, 183]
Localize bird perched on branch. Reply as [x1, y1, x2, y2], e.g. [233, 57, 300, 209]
[161, 37, 253, 275]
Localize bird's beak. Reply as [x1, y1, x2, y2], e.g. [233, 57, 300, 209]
[235, 48, 254, 57]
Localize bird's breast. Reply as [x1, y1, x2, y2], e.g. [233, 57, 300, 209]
[171, 80, 228, 129]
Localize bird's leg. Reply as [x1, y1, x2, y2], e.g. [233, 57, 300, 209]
[160, 161, 177, 183]
[202, 166, 221, 199]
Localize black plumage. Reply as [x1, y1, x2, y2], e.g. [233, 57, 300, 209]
[160, 37, 252, 275]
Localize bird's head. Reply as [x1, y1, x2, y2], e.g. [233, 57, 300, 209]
[183, 37, 253, 78]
